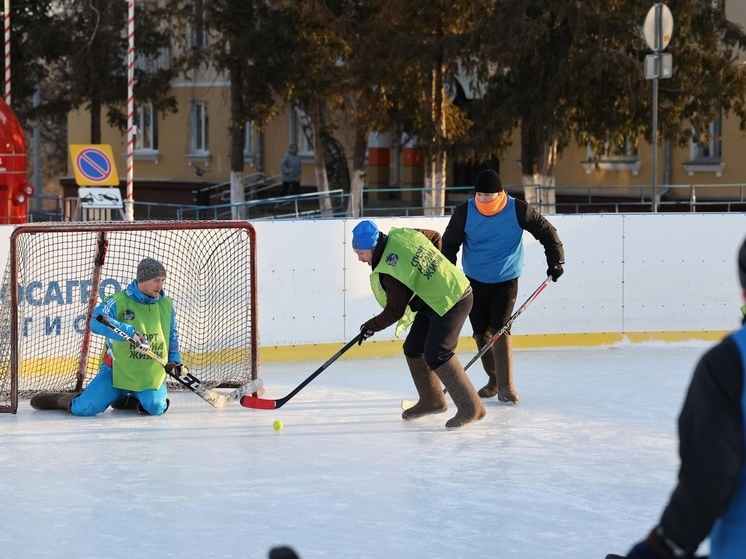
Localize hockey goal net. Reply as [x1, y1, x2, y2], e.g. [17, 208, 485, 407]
[0, 221, 258, 413]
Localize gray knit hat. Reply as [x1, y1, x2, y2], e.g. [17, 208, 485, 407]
[137, 258, 166, 282]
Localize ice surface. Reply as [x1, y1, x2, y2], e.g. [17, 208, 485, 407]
[0, 342, 713, 558]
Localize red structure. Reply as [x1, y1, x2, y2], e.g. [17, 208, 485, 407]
[0, 96, 32, 224]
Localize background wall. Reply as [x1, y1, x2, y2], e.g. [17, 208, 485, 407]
[2, 213, 744, 361]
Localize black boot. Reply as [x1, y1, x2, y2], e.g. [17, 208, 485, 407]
[111, 395, 140, 410]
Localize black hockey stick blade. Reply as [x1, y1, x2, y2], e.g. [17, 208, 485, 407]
[240, 334, 361, 410]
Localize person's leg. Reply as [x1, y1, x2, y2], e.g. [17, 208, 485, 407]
[425, 292, 486, 428]
[466, 279, 497, 395]
[70, 367, 125, 416]
[136, 382, 169, 415]
[401, 312, 447, 420]
[489, 279, 519, 403]
[291, 181, 301, 195]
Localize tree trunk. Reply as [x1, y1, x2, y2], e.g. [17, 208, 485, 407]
[348, 125, 367, 217]
[422, 65, 447, 216]
[306, 97, 333, 216]
[90, 98, 102, 144]
[537, 135, 558, 214]
[229, 67, 246, 219]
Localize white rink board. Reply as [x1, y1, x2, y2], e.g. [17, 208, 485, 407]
[623, 213, 744, 332]
[1, 213, 744, 348]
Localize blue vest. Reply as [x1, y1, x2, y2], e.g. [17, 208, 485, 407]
[709, 326, 746, 559]
[462, 197, 524, 283]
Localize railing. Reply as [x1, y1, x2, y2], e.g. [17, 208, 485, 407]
[26, 182, 746, 223]
[177, 189, 350, 220]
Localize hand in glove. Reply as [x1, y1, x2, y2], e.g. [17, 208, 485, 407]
[165, 362, 188, 377]
[132, 332, 151, 355]
[358, 323, 376, 346]
[547, 263, 564, 282]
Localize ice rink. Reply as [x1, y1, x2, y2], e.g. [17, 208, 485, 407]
[1, 342, 714, 559]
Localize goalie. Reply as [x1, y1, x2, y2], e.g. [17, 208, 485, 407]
[30, 258, 183, 416]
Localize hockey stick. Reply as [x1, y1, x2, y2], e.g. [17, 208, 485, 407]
[401, 276, 553, 410]
[240, 334, 362, 410]
[96, 315, 263, 408]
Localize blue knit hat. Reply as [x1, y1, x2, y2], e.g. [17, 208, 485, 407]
[352, 221, 379, 250]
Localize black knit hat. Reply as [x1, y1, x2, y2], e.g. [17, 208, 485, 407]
[739, 238, 746, 289]
[474, 169, 503, 193]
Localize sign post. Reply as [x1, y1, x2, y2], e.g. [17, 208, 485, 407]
[643, 3, 674, 212]
[69, 144, 123, 220]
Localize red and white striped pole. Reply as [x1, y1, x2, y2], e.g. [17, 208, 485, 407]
[4, 0, 10, 106]
[124, 0, 135, 221]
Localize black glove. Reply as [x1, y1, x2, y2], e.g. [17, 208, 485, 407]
[165, 362, 187, 376]
[358, 323, 375, 346]
[619, 541, 659, 559]
[547, 263, 564, 282]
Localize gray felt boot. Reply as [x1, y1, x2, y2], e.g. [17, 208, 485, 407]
[433, 356, 486, 429]
[494, 334, 520, 403]
[474, 330, 498, 398]
[30, 392, 77, 411]
[401, 355, 448, 420]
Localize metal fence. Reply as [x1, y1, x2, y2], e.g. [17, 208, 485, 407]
[26, 182, 746, 222]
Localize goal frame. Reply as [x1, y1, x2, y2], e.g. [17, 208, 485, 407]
[2, 220, 259, 414]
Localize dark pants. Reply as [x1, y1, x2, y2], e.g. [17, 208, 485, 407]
[467, 277, 518, 335]
[402, 290, 473, 370]
[282, 181, 300, 196]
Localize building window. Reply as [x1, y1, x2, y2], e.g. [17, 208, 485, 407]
[683, 109, 725, 177]
[290, 110, 313, 155]
[185, 101, 210, 166]
[190, 0, 207, 50]
[190, 102, 209, 154]
[581, 134, 641, 175]
[244, 122, 254, 157]
[134, 102, 157, 151]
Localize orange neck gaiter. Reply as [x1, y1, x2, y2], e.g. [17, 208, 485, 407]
[474, 191, 507, 216]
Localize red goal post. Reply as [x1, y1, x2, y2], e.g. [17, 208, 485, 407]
[0, 221, 259, 414]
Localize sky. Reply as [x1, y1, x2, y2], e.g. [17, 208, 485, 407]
[0, 342, 713, 559]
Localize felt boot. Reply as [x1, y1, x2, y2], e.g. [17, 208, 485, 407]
[433, 356, 486, 429]
[474, 330, 498, 398]
[401, 356, 448, 420]
[30, 391, 77, 411]
[111, 395, 140, 410]
[495, 334, 520, 403]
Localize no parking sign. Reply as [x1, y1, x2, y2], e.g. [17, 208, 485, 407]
[69, 144, 119, 186]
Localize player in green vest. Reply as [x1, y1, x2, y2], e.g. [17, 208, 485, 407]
[352, 220, 486, 429]
[30, 258, 184, 416]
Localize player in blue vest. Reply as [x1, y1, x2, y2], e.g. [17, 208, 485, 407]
[442, 169, 564, 403]
[607, 238, 746, 558]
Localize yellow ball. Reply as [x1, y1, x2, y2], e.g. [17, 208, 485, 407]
[273, 419, 283, 431]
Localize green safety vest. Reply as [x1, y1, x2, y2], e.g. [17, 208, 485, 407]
[107, 290, 173, 391]
[370, 228, 470, 336]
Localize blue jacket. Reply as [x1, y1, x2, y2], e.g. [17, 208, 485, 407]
[90, 279, 181, 365]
